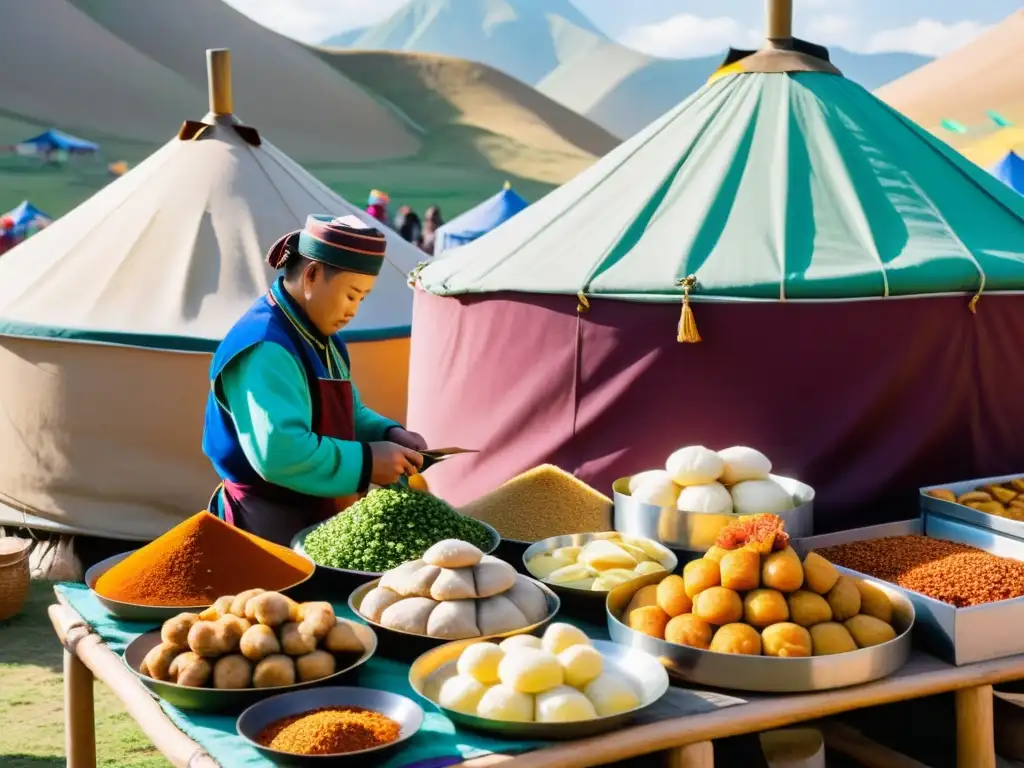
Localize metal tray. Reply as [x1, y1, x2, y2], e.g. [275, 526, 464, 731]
[522, 533, 678, 623]
[613, 474, 814, 553]
[796, 514, 1024, 666]
[408, 637, 669, 740]
[123, 622, 377, 713]
[348, 577, 560, 661]
[86, 550, 314, 622]
[606, 571, 913, 693]
[237, 687, 424, 765]
[921, 473, 1024, 543]
[291, 520, 501, 596]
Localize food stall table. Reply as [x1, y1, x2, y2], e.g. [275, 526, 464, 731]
[50, 584, 1019, 768]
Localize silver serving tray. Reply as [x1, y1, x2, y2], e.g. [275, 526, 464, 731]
[86, 550, 313, 622]
[348, 576, 560, 660]
[408, 637, 669, 739]
[612, 474, 814, 552]
[796, 514, 1024, 666]
[921, 473, 1024, 543]
[606, 571, 914, 693]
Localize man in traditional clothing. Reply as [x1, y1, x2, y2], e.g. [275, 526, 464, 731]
[366, 189, 390, 226]
[203, 215, 426, 545]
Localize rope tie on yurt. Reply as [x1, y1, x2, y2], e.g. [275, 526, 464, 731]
[407, 261, 429, 288]
[576, 292, 591, 314]
[969, 271, 986, 314]
[676, 275, 701, 343]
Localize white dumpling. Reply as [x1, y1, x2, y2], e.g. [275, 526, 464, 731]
[583, 672, 641, 717]
[676, 482, 733, 514]
[473, 556, 518, 598]
[430, 567, 477, 601]
[559, 644, 603, 689]
[457, 642, 504, 684]
[423, 539, 484, 569]
[541, 623, 591, 655]
[379, 597, 438, 635]
[359, 587, 402, 623]
[380, 561, 442, 598]
[476, 684, 534, 722]
[730, 479, 795, 515]
[499, 635, 542, 653]
[665, 446, 724, 486]
[438, 675, 489, 714]
[498, 647, 564, 693]
[426, 600, 481, 639]
[631, 475, 681, 508]
[505, 576, 549, 625]
[628, 469, 672, 494]
[477, 595, 529, 635]
[536, 685, 598, 722]
[718, 447, 772, 485]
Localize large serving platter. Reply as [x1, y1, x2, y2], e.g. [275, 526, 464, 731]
[606, 571, 914, 693]
[920, 473, 1024, 543]
[408, 637, 669, 740]
[795, 513, 1024, 666]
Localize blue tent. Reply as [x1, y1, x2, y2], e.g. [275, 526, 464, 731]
[16, 129, 99, 155]
[992, 151, 1024, 194]
[1, 201, 51, 236]
[435, 182, 528, 255]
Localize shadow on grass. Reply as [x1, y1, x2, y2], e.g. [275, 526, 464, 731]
[0, 580, 63, 673]
[0, 757, 66, 767]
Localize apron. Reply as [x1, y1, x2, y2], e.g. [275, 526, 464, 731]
[209, 296, 363, 546]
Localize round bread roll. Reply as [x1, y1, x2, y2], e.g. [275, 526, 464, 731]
[628, 469, 672, 494]
[473, 556, 518, 598]
[666, 446, 725, 486]
[498, 647, 564, 693]
[730, 479, 794, 515]
[505, 577, 549, 625]
[380, 597, 439, 635]
[438, 674, 489, 714]
[427, 599, 481, 640]
[476, 685, 534, 722]
[457, 642, 504, 684]
[631, 475, 681, 508]
[536, 685, 597, 723]
[423, 539, 484, 569]
[718, 447, 772, 485]
[477, 595, 528, 635]
[430, 567, 478, 601]
[677, 482, 733, 515]
[359, 587, 403, 623]
[380, 561, 442, 598]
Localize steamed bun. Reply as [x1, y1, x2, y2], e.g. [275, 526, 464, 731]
[476, 685, 534, 722]
[559, 644, 603, 689]
[498, 648, 564, 693]
[536, 686, 598, 723]
[423, 539, 484, 569]
[677, 482, 733, 515]
[439, 675, 489, 714]
[457, 642, 504, 684]
[542, 623, 591, 655]
[730, 480, 794, 515]
[506, 577, 549, 625]
[666, 446, 725, 486]
[631, 475, 681, 508]
[628, 470, 672, 494]
[584, 673, 640, 717]
[718, 447, 772, 485]
[359, 587, 403, 623]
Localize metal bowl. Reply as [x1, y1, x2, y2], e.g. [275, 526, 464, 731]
[409, 637, 669, 740]
[87, 550, 314, 622]
[606, 571, 914, 693]
[123, 622, 377, 713]
[291, 520, 502, 595]
[522, 533, 678, 622]
[613, 474, 815, 553]
[237, 687, 424, 766]
[348, 577, 560, 661]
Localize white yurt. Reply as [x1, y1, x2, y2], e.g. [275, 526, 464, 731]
[0, 50, 420, 541]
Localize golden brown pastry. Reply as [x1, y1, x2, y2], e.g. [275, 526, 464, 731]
[170, 652, 212, 687]
[628, 606, 670, 639]
[160, 613, 200, 651]
[826, 577, 861, 622]
[787, 590, 833, 627]
[212, 655, 252, 689]
[761, 547, 804, 593]
[692, 587, 743, 626]
[142, 643, 179, 681]
[957, 491, 992, 505]
[1012, 479, 1024, 494]
[926, 489, 956, 502]
[809, 623, 857, 656]
[985, 485, 1018, 504]
[719, 548, 760, 592]
[187, 621, 228, 658]
[656, 575, 692, 618]
[683, 558, 721, 598]
[801, 552, 839, 594]
[743, 589, 789, 628]
[239, 624, 281, 662]
[664, 614, 713, 649]
[229, 589, 266, 618]
[968, 501, 1008, 518]
[844, 615, 897, 648]
[624, 585, 660, 624]
[252, 654, 296, 688]
[280, 622, 317, 656]
[703, 545, 728, 564]
[295, 650, 337, 682]
[853, 580, 892, 624]
[761, 623, 812, 658]
[709, 623, 762, 655]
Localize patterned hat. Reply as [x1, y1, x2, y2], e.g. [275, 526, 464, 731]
[266, 215, 387, 276]
[368, 189, 390, 205]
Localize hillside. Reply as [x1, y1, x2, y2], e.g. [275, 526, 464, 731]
[324, 0, 930, 137]
[0, 0, 615, 221]
[876, 10, 1024, 153]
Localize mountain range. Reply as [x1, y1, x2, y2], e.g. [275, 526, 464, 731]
[323, 0, 931, 138]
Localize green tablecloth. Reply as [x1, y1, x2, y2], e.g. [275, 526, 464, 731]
[56, 583, 610, 767]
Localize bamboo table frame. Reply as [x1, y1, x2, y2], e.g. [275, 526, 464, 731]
[51, 591, 1023, 768]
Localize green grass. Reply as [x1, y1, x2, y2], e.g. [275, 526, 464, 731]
[0, 581, 168, 767]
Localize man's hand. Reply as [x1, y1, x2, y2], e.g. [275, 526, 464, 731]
[369, 441, 423, 486]
[387, 427, 428, 452]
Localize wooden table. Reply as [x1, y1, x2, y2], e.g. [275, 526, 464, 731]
[50, 592, 1024, 768]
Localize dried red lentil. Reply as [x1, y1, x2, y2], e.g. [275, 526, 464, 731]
[816, 535, 1024, 608]
[256, 706, 400, 755]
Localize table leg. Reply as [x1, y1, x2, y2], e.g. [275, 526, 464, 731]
[64, 647, 96, 768]
[956, 684, 995, 768]
[666, 741, 714, 768]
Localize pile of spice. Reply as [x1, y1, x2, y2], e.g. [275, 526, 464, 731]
[256, 706, 401, 755]
[460, 464, 612, 542]
[815, 535, 1024, 608]
[94, 511, 312, 606]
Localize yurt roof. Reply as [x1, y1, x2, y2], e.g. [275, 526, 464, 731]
[993, 152, 1024, 196]
[0, 50, 421, 351]
[419, 39, 1024, 303]
[435, 183, 529, 254]
[963, 126, 1024, 169]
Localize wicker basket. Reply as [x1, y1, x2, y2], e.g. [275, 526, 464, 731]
[0, 538, 31, 621]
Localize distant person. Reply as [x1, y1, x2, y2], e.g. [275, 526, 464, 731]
[395, 206, 422, 245]
[366, 189, 390, 226]
[420, 205, 444, 256]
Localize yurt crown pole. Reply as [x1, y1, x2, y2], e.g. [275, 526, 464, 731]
[766, 0, 794, 47]
[207, 48, 233, 115]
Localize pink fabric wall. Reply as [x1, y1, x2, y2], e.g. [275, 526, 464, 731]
[408, 290, 1024, 532]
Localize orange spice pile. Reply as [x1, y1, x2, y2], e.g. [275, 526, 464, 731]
[257, 706, 401, 755]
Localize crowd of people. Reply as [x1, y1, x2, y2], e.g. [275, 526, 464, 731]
[365, 189, 443, 255]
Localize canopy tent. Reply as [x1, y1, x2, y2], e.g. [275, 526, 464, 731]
[410, 41, 1024, 531]
[993, 152, 1024, 194]
[0, 50, 421, 541]
[964, 127, 1024, 170]
[14, 128, 99, 155]
[0, 200, 51, 236]
[434, 183, 529, 256]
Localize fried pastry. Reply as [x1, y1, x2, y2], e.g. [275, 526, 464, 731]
[958, 491, 993, 505]
[926, 488, 956, 502]
[985, 485, 1018, 504]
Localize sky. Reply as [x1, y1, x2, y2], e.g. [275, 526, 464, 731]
[222, 0, 1020, 58]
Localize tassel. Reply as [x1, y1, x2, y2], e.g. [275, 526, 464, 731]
[676, 275, 701, 343]
[576, 291, 590, 314]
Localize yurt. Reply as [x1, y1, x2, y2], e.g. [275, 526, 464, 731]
[0, 50, 420, 540]
[409, 6, 1024, 531]
[993, 152, 1024, 194]
[434, 182, 529, 256]
[965, 127, 1024, 170]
